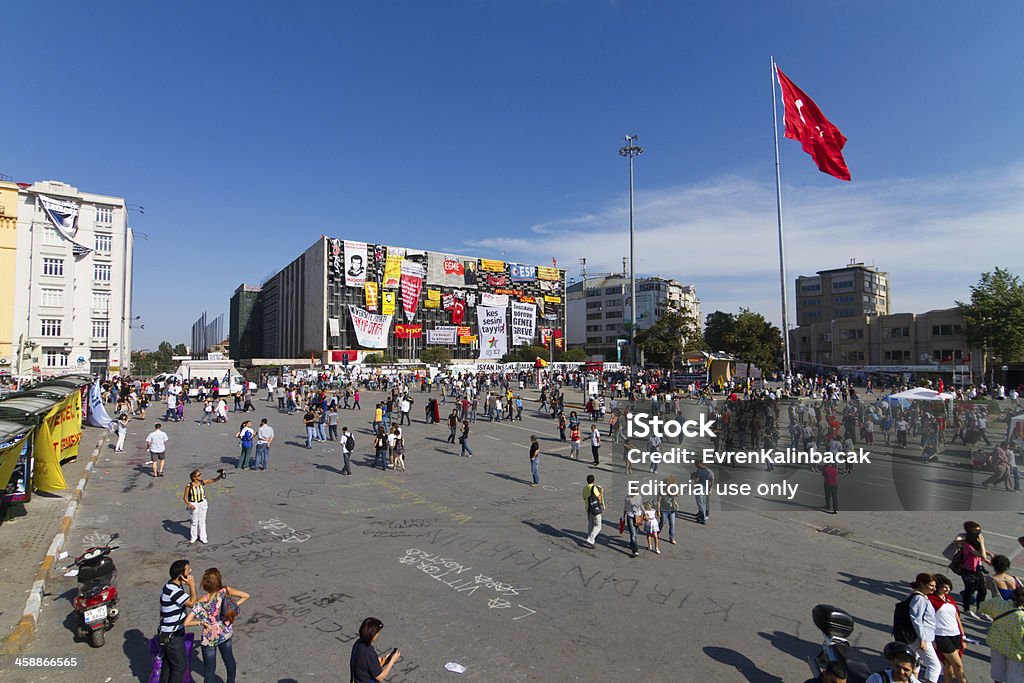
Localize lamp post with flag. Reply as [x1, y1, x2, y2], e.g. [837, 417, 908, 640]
[619, 135, 643, 378]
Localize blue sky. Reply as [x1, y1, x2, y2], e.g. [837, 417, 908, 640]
[5, 1, 1023, 348]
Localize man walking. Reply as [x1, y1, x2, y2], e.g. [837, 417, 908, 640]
[400, 395, 412, 425]
[590, 425, 602, 466]
[529, 436, 540, 487]
[459, 421, 473, 457]
[447, 409, 459, 443]
[341, 427, 354, 475]
[256, 418, 274, 471]
[622, 490, 644, 558]
[582, 474, 604, 547]
[692, 462, 714, 524]
[146, 423, 169, 478]
[303, 407, 317, 449]
[158, 559, 197, 683]
[821, 462, 839, 514]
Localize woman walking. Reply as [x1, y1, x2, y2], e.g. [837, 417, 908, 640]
[236, 420, 255, 470]
[184, 568, 250, 683]
[928, 574, 969, 683]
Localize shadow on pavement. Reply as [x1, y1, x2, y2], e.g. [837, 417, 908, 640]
[313, 463, 346, 476]
[488, 471, 533, 486]
[757, 630, 820, 669]
[836, 572, 908, 601]
[161, 518, 190, 540]
[703, 645, 785, 682]
[123, 628, 153, 682]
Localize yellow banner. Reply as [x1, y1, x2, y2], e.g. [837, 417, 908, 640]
[423, 298, 440, 309]
[365, 282, 379, 311]
[479, 259, 505, 273]
[544, 295, 562, 304]
[459, 335, 477, 345]
[34, 393, 82, 492]
[427, 289, 441, 301]
[537, 266, 560, 281]
[0, 432, 30, 498]
[383, 255, 403, 288]
[382, 291, 396, 316]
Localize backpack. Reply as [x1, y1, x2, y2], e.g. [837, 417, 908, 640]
[891, 595, 918, 644]
[587, 487, 604, 516]
[240, 430, 253, 448]
[345, 434, 356, 451]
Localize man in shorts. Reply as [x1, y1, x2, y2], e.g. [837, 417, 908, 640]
[146, 423, 169, 477]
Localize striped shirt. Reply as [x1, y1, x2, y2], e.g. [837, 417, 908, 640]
[159, 582, 188, 634]
[186, 482, 205, 503]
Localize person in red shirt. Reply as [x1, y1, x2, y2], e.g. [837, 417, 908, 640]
[822, 463, 839, 514]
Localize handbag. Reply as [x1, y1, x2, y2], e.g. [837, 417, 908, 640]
[219, 589, 240, 625]
[618, 517, 625, 534]
[633, 514, 644, 528]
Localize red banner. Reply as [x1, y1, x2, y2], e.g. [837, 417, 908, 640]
[451, 299, 466, 325]
[776, 66, 850, 181]
[396, 324, 423, 339]
[443, 257, 464, 275]
[330, 350, 359, 363]
[400, 261, 425, 322]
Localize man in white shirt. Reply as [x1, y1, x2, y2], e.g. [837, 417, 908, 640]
[165, 393, 177, 422]
[255, 418, 274, 471]
[590, 425, 602, 466]
[146, 423, 169, 477]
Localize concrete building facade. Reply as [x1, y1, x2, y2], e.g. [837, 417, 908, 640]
[796, 262, 890, 326]
[12, 181, 133, 377]
[234, 237, 566, 362]
[566, 274, 700, 361]
[790, 307, 982, 382]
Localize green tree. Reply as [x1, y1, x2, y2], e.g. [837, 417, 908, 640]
[634, 312, 704, 369]
[502, 345, 550, 363]
[957, 268, 1024, 384]
[727, 308, 784, 375]
[172, 343, 189, 357]
[419, 347, 452, 366]
[560, 347, 587, 362]
[363, 353, 398, 365]
[704, 311, 736, 352]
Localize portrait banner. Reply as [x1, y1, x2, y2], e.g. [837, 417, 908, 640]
[382, 291, 396, 316]
[344, 240, 368, 288]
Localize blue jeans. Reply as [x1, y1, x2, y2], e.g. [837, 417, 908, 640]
[255, 444, 269, 469]
[201, 638, 236, 683]
[659, 510, 676, 542]
[625, 517, 639, 554]
[317, 423, 326, 441]
[461, 437, 473, 457]
[306, 426, 316, 448]
[695, 495, 709, 521]
[374, 447, 388, 470]
[531, 458, 539, 484]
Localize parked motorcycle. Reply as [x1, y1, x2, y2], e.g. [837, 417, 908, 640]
[808, 604, 873, 683]
[68, 535, 119, 647]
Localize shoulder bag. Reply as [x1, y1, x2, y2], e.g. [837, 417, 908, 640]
[219, 588, 240, 625]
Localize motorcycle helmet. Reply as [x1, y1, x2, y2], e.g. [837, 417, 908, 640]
[882, 641, 921, 670]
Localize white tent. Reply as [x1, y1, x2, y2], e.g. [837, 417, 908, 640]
[1009, 414, 1024, 442]
[888, 387, 956, 402]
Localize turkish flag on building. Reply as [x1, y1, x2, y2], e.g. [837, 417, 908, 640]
[776, 66, 851, 181]
[451, 299, 465, 325]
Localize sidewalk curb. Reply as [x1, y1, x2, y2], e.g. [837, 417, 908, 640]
[0, 434, 106, 656]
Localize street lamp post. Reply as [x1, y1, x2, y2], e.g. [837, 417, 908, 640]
[619, 135, 643, 378]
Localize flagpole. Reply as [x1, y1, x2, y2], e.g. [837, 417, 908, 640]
[771, 56, 792, 379]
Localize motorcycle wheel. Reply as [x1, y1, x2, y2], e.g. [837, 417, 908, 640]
[89, 627, 105, 648]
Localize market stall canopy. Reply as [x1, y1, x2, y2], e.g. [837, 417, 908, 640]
[34, 374, 92, 389]
[21, 385, 78, 400]
[1008, 414, 1024, 441]
[0, 419, 33, 444]
[0, 395, 60, 422]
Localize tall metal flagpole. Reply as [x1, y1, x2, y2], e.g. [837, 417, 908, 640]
[771, 56, 792, 379]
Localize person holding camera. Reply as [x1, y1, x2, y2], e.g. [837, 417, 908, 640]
[158, 559, 197, 683]
[351, 617, 400, 683]
[184, 469, 225, 545]
[184, 567, 250, 683]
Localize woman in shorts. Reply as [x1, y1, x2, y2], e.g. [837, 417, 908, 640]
[928, 573, 967, 683]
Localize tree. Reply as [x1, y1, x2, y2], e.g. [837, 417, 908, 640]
[502, 345, 550, 363]
[957, 268, 1024, 384]
[704, 311, 736, 352]
[129, 340, 181, 376]
[363, 353, 397, 365]
[728, 308, 784, 375]
[419, 347, 452, 366]
[633, 312, 704, 369]
[172, 343, 188, 357]
[560, 347, 587, 362]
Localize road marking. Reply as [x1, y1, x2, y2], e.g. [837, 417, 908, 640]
[483, 435, 501, 441]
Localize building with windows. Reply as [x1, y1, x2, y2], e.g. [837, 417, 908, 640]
[795, 261, 889, 326]
[11, 180, 133, 377]
[0, 179, 19, 370]
[190, 312, 225, 360]
[231, 237, 565, 363]
[790, 307, 982, 382]
[566, 274, 701, 361]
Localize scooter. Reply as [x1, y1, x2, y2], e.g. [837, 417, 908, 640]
[68, 535, 119, 647]
[808, 604, 873, 683]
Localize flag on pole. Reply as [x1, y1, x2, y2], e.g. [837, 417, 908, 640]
[776, 66, 851, 181]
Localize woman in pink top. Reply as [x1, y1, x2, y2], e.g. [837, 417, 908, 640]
[959, 520, 992, 618]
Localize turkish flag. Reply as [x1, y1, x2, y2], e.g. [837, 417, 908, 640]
[451, 299, 465, 325]
[776, 66, 851, 181]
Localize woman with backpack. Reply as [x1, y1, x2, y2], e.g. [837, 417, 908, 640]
[903, 573, 940, 683]
[235, 421, 255, 470]
[184, 568, 250, 683]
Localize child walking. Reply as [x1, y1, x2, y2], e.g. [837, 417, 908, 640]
[643, 500, 661, 554]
